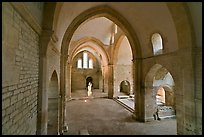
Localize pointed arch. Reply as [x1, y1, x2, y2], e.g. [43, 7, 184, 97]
[48, 70, 59, 135]
[59, 6, 142, 126]
[69, 37, 110, 67]
[61, 5, 141, 59]
[144, 64, 176, 122]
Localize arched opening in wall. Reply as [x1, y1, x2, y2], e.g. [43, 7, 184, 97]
[145, 64, 176, 122]
[151, 33, 163, 55]
[120, 80, 130, 95]
[48, 70, 59, 135]
[156, 87, 165, 105]
[156, 85, 175, 119]
[113, 35, 133, 97]
[86, 77, 93, 88]
[71, 49, 103, 98]
[69, 16, 136, 100]
[69, 17, 116, 99]
[61, 5, 141, 132]
[62, 5, 140, 100]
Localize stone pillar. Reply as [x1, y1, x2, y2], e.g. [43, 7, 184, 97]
[66, 63, 72, 100]
[103, 65, 109, 93]
[59, 54, 69, 134]
[63, 61, 69, 133]
[108, 64, 114, 99]
[132, 58, 144, 122]
[130, 59, 134, 95]
[37, 30, 53, 135]
[144, 86, 157, 121]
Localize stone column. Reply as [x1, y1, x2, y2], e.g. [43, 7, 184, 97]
[144, 85, 157, 121]
[103, 65, 109, 93]
[37, 30, 53, 135]
[66, 63, 72, 100]
[108, 64, 114, 99]
[59, 54, 68, 134]
[130, 59, 134, 95]
[132, 58, 145, 122]
[63, 60, 70, 133]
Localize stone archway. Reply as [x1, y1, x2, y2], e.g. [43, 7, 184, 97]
[145, 64, 176, 122]
[48, 70, 59, 135]
[155, 86, 175, 119]
[69, 38, 109, 96]
[39, 2, 199, 135]
[60, 5, 141, 99]
[113, 35, 133, 97]
[59, 6, 141, 128]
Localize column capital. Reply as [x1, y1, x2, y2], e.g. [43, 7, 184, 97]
[40, 29, 54, 57]
[41, 29, 54, 38]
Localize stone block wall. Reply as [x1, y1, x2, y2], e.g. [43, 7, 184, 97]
[2, 3, 39, 135]
[71, 68, 101, 90]
[113, 65, 133, 97]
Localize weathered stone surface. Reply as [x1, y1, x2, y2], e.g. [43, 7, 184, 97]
[2, 3, 39, 135]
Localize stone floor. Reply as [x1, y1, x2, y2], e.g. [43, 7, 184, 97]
[64, 90, 177, 135]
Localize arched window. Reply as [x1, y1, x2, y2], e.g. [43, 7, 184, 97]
[83, 52, 88, 69]
[77, 58, 82, 69]
[77, 51, 94, 69]
[89, 59, 93, 69]
[151, 33, 163, 55]
[114, 24, 118, 34]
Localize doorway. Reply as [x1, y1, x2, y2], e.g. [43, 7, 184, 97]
[86, 77, 93, 88]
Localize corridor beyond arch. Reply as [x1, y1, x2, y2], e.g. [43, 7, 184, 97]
[60, 5, 142, 127]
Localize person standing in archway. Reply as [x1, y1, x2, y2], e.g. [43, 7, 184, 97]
[87, 82, 92, 97]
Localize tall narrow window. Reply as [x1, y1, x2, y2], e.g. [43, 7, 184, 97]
[89, 59, 93, 69]
[77, 58, 82, 69]
[152, 33, 163, 55]
[114, 24, 118, 34]
[83, 52, 88, 69]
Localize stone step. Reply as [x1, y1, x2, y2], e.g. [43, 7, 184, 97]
[114, 98, 134, 113]
[79, 129, 89, 135]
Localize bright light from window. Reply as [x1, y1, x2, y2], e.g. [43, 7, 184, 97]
[152, 33, 163, 55]
[89, 59, 93, 69]
[114, 24, 117, 34]
[77, 58, 82, 69]
[83, 52, 88, 69]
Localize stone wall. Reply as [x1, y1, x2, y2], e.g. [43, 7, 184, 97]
[47, 42, 60, 85]
[71, 68, 101, 90]
[113, 65, 133, 97]
[2, 3, 40, 135]
[194, 47, 202, 134]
